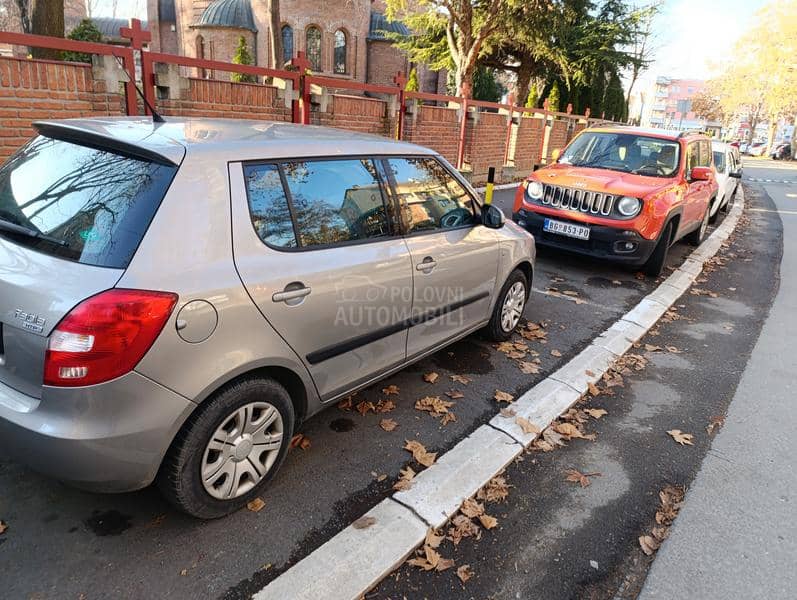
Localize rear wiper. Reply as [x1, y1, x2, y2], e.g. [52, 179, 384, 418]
[0, 219, 68, 247]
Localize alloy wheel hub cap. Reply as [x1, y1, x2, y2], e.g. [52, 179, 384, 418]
[501, 281, 526, 332]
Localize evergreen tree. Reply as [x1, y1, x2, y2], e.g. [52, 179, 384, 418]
[405, 67, 419, 92]
[473, 67, 504, 102]
[525, 82, 538, 109]
[231, 36, 256, 83]
[62, 18, 102, 63]
[547, 80, 561, 112]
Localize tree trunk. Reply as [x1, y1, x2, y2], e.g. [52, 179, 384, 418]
[267, 0, 282, 69]
[457, 59, 475, 99]
[30, 0, 64, 60]
[15, 0, 31, 34]
[515, 59, 533, 107]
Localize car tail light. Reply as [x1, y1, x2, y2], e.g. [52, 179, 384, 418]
[44, 289, 178, 387]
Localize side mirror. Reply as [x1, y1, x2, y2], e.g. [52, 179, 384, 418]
[730, 170, 742, 179]
[551, 148, 562, 162]
[689, 166, 712, 182]
[482, 204, 505, 229]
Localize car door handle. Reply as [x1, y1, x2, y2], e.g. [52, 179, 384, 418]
[272, 286, 312, 303]
[416, 257, 437, 272]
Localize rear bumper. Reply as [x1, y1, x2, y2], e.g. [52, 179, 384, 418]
[0, 371, 195, 492]
[512, 209, 657, 265]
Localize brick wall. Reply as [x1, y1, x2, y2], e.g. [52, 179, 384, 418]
[547, 119, 569, 160]
[0, 57, 125, 159]
[366, 40, 408, 88]
[403, 104, 459, 165]
[463, 111, 506, 183]
[157, 77, 292, 121]
[513, 116, 544, 174]
[314, 94, 391, 137]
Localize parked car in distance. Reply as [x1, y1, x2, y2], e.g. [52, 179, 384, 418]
[512, 126, 718, 277]
[739, 141, 750, 154]
[748, 141, 768, 156]
[711, 140, 742, 220]
[771, 142, 792, 160]
[0, 117, 535, 518]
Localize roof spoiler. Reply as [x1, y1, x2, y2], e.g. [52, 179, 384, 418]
[32, 121, 179, 167]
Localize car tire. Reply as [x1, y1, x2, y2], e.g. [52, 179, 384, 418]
[686, 204, 710, 246]
[642, 221, 673, 278]
[722, 189, 734, 213]
[157, 377, 295, 519]
[484, 269, 529, 342]
[709, 195, 721, 224]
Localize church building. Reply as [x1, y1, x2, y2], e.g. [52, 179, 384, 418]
[146, 0, 445, 92]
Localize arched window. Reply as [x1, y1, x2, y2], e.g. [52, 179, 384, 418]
[306, 26, 322, 71]
[333, 29, 347, 74]
[195, 35, 206, 78]
[281, 25, 293, 64]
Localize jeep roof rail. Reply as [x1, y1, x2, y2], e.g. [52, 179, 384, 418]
[678, 128, 705, 138]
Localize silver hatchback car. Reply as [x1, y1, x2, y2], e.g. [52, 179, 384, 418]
[0, 118, 535, 518]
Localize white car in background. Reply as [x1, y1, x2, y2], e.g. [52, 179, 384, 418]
[711, 141, 742, 221]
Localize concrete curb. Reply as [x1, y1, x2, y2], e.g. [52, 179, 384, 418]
[254, 192, 745, 600]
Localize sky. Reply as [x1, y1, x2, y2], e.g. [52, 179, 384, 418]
[89, 0, 147, 20]
[638, 0, 767, 86]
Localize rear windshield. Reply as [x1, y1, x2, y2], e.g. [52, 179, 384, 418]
[0, 135, 177, 268]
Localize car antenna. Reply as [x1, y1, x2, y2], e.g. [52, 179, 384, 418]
[114, 56, 165, 124]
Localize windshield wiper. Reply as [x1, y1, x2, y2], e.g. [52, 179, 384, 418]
[0, 218, 68, 247]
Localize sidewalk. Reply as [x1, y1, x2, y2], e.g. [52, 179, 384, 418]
[639, 183, 797, 599]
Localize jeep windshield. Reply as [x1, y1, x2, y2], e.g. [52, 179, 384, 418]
[0, 135, 177, 268]
[559, 132, 681, 178]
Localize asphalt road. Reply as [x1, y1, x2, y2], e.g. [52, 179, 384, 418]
[0, 183, 737, 599]
[372, 160, 790, 599]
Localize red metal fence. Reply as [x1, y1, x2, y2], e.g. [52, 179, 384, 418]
[0, 20, 616, 182]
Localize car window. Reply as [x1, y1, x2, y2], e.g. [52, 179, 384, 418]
[385, 157, 476, 233]
[713, 150, 726, 173]
[700, 141, 712, 167]
[0, 135, 177, 268]
[243, 163, 297, 248]
[686, 142, 699, 173]
[559, 132, 680, 177]
[282, 159, 389, 247]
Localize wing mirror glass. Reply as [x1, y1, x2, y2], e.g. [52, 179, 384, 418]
[482, 204, 505, 229]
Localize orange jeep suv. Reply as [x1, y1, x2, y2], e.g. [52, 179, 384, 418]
[512, 127, 718, 276]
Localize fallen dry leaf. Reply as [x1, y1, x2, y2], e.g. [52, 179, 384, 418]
[644, 344, 663, 352]
[551, 349, 563, 357]
[448, 514, 481, 545]
[289, 434, 311, 450]
[456, 564, 474, 583]
[494, 390, 514, 403]
[451, 374, 471, 385]
[477, 475, 510, 503]
[666, 346, 681, 354]
[0, 520, 7, 535]
[352, 516, 377, 530]
[423, 372, 439, 384]
[337, 397, 353, 411]
[425, 528, 444, 549]
[585, 369, 596, 377]
[415, 395, 454, 415]
[518, 360, 541, 374]
[499, 407, 517, 418]
[393, 466, 416, 491]
[639, 534, 661, 555]
[584, 408, 608, 419]
[379, 418, 398, 432]
[436, 557, 455, 572]
[460, 498, 484, 519]
[445, 390, 465, 399]
[564, 469, 602, 488]
[667, 429, 694, 446]
[356, 401, 375, 416]
[375, 399, 395, 413]
[404, 440, 437, 467]
[478, 514, 498, 529]
[180, 568, 188, 576]
[382, 384, 400, 395]
[587, 382, 600, 396]
[706, 415, 725, 435]
[515, 416, 541, 435]
[246, 497, 266, 512]
[440, 412, 457, 426]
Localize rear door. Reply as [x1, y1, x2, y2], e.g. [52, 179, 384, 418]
[230, 158, 413, 401]
[684, 141, 711, 226]
[0, 134, 178, 399]
[382, 157, 500, 359]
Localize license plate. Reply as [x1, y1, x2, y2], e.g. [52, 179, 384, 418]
[543, 218, 590, 240]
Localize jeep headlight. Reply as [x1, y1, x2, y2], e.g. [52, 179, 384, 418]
[617, 196, 642, 217]
[525, 180, 544, 200]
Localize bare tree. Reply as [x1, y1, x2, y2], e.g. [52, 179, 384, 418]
[625, 2, 660, 106]
[267, 0, 281, 68]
